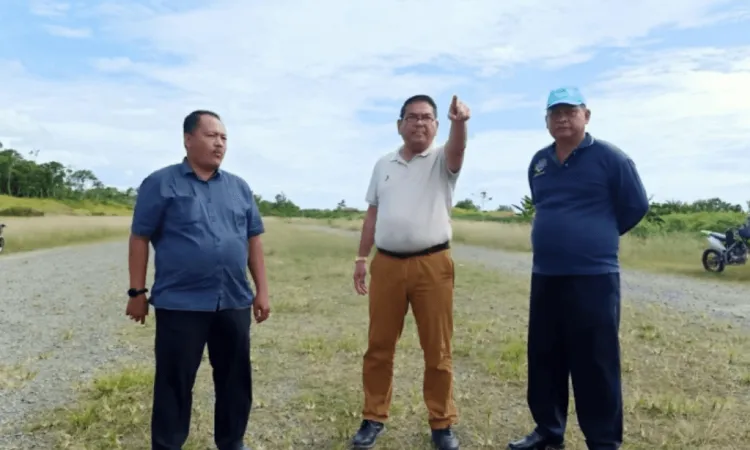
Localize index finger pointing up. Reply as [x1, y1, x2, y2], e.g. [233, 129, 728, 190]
[451, 95, 458, 108]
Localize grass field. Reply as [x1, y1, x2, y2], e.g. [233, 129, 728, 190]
[0, 195, 133, 216]
[0, 195, 133, 254]
[28, 219, 750, 449]
[0, 216, 131, 254]
[290, 217, 750, 283]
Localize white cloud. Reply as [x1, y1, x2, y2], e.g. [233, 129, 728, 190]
[29, 0, 70, 17]
[1, 0, 749, 208]
[466, 45, 750, 206]
[43, 25, 91, 39]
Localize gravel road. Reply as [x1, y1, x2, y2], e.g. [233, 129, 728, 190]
[302, 225, 750, 325]
[0, 226, 748, 448]
[0, 241, 144, 449]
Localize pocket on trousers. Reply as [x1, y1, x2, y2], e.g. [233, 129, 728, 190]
[434, 250, 455, 284]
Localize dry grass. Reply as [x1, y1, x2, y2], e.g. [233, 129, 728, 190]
[290, 217, 750, 283]
[0, 362, 37, 391]
[0, 195, 132, 216]
[27, 220, 750, 449]
[0, 216, 131, 254]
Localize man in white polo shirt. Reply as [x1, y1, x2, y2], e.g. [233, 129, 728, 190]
[350, 94, 470, 450]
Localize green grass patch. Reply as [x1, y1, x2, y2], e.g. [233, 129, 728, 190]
[26, 221, 750, 449]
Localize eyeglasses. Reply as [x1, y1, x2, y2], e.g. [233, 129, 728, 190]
[403, 114, 435, 124]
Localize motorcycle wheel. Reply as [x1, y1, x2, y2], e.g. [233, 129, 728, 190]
[0, 236, 4, 254]
[702, 249, 725, 273]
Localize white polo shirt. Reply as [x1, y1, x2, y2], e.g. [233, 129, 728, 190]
[365, 144, 460, 253]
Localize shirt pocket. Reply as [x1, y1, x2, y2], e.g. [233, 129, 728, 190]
[232, 207, 248, 238]
[169, 196, 202, 225]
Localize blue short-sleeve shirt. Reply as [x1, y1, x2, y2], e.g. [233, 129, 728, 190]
[130, 158, 265, 311]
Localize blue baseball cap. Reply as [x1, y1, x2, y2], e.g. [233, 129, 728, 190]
[546, 86, 586, 109]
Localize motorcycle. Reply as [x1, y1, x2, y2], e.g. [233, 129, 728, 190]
[0, 223, 4, 254]
[700, 229, 749, 273]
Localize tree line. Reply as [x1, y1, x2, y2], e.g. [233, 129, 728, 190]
[455, 194, 748, 217]
[0, 143, 135, 205]
[2, 139, 747, 225]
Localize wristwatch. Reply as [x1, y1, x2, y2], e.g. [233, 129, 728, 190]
[127, 288, 149, 298]
[355, 256, 367, 263]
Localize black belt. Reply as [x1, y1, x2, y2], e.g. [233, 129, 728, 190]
[377, 241, 450, 259]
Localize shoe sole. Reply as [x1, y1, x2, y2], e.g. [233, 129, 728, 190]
[431, 444, 459, 450]
[350, 427, 385, 449]
[506, 445, 564, 450]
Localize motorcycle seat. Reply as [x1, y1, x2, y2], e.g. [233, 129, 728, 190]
[704, 231, 727, 241]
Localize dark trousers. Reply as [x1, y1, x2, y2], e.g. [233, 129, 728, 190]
[151, 307, 252, 450]
[527, 273, 623, 450]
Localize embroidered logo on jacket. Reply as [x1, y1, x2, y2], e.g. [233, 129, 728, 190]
[533, 158, 547, 177]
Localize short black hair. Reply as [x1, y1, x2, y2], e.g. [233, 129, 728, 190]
[399, 95, 438, 119]
[183, 110, 221, 134]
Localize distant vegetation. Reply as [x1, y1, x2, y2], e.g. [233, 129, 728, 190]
[1, 139, 746, 238]
[256, 192, 749, 238]
[0, 143, 135, 216]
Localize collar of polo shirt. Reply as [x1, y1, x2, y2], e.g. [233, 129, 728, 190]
[180, 157, 223, 178]
[546, 132, 596, 163]
[391, 144, 436, 162]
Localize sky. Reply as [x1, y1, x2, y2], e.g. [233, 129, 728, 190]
[1, 0, 750, 210]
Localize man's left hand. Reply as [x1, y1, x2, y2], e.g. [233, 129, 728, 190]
[253, 291, 271, 323]
[448, 95, 471, 122]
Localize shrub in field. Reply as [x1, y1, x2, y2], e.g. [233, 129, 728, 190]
[661, 212, 746, 232]
[631, 211, 746, 237]
[0, 206, 45, 217]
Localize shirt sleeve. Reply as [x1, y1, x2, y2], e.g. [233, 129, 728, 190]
[610, 153, 649, 236]
[365, 162, 379, 206]
[130, 173, 166, 238]
[437, 145, 460, 182]
[246, 189, 265, 238]
[527, 158, 536, 205]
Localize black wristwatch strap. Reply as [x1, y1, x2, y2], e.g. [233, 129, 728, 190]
[127, 288, 149, 298]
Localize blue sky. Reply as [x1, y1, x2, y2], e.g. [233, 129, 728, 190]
[2, 0, 750, 210]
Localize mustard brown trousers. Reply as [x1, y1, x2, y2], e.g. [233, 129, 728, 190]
[361, 246, 458, 429]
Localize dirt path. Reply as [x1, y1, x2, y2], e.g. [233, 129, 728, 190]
[1, 225, 747, 448]
[0, 241, 145, 449]
[300, 224, 750, 325]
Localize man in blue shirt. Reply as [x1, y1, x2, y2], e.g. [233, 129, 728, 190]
[126, 110, 270, 450]
[507, 88, 649, 450]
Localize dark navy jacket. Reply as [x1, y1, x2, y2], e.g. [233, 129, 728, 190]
[528, 133, 649, 275]
[131, 158, 265, 311]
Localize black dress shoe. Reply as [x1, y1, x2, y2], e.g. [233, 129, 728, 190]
[431, 427, 459, 450]
[508, 431, 564, 450]
[351, 420, 385, 449]
[219, 444, 250, 450]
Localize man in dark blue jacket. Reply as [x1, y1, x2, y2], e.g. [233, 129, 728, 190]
[508, 87, 649, 450]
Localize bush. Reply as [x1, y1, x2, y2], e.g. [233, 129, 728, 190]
[0, 207, 45, 217]
[631, 211, 746, 238]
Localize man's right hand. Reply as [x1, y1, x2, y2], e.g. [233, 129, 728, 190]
[353, 261, 368, 295]
[125, 294, 149, 324]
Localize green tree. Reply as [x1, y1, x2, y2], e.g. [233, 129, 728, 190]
[511, 195, 535, 218]
[473, 190, 493, 211]
[0, 145, 134, 206]
[454, 199, 479, 211]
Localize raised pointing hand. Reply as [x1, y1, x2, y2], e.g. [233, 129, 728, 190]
[448, 95, 471, 122]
